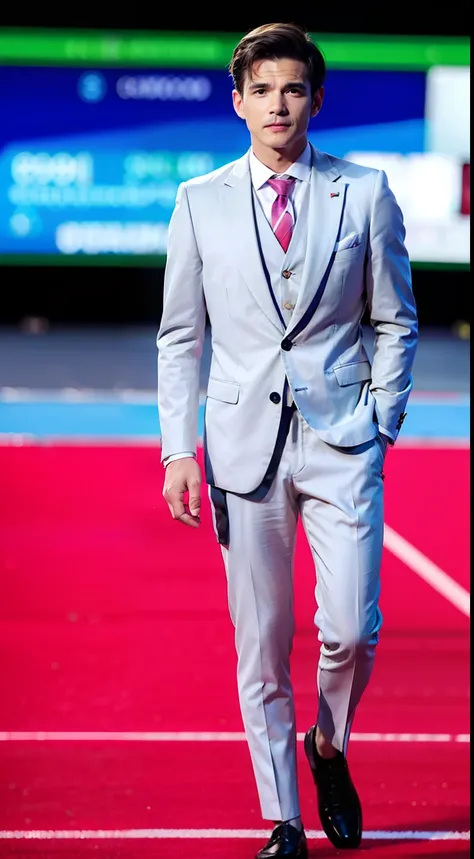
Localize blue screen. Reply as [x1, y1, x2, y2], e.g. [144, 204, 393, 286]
[0, 65, 426, 258]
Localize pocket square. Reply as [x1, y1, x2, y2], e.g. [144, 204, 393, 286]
[334, 232, 362, 252]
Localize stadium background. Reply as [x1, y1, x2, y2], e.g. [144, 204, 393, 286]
[0, 5, 470, 858]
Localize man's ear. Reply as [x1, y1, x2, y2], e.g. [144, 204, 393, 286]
[232, 88, 246, 120]
[311, 86, 324, 118]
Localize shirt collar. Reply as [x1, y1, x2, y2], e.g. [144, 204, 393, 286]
[250, 142, 312, 191]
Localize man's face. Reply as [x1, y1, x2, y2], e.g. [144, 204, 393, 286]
[232, 58, 323, 154]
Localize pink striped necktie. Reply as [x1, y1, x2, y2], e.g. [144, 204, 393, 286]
[267, 177, 296, 253]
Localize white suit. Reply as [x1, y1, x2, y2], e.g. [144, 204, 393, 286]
[157, 143, 418, 821]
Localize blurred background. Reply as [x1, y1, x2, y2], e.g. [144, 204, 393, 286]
[0, 9, 470, 412]
[0, 7, 470, 858]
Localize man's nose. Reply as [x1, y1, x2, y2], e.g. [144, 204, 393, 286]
[269, 94, 288, 114]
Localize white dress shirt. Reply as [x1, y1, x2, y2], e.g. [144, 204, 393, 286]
[249, 142, 312, 229]
[164, 143, 391, 465]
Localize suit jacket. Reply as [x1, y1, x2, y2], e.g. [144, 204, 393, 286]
[157, 144, 418, 495]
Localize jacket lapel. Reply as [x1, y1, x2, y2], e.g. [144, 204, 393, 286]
[218, 153, 285, 334]
[288, 146, 346, 334]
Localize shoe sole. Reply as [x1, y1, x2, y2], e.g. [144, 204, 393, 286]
[255, 837, 308, 859]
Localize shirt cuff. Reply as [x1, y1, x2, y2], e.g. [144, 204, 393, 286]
[163, 452, 196, 467]
[378, 426, 396, 444]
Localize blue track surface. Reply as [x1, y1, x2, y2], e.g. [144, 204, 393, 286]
[0, 400, 469, 440]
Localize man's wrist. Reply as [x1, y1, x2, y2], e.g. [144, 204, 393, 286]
[378, 426, 395, 445]
[163, 452, 196, 467]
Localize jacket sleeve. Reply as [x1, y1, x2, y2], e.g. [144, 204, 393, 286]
[157, 183, 206, 461]
[365, 169, 419, 441]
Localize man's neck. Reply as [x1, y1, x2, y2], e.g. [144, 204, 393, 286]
[251, 139, 308, 174]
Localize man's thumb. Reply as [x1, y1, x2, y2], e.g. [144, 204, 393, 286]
[189, 487, 201, 517]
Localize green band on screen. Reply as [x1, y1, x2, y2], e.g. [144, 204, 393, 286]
[0, 29, 469, 69]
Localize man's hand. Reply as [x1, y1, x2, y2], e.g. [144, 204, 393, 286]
[163, 457, 202, 528]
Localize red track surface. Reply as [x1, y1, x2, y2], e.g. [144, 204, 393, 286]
[0, 841, 470, 859]
[0, 446, 469, 858]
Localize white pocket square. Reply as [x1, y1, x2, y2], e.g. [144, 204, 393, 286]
[334, 232, 362, 252]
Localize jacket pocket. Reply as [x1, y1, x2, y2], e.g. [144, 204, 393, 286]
[333, 360, 372, 386]
[207, 378, 240, 403]
[334, 231, 364, 252]
[333, 244, 364, 263]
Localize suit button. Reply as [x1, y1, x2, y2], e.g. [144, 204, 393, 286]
[269, 392, 281, 404]
[284, 301, 294, 311]
[282, 269, 292, 279]
[281, 338, 293, 351]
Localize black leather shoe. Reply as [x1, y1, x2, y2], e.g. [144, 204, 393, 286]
[304, 725, 362, 849]
[256, 823, 308, 858]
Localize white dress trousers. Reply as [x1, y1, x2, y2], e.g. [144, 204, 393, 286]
[211, 408, 385, 822]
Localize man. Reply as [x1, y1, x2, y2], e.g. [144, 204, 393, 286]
[157, 22, 418, 859]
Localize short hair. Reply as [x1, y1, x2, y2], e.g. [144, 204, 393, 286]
[229, 22, 326, 96]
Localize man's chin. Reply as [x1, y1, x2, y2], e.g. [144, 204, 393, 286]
[264, 127, 292, 137]
[263, 131, 294, 149]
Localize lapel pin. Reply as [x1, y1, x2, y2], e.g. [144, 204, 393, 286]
[330, 192, 340, 197]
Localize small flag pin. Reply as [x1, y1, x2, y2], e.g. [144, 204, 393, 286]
[330, 192, 340, 197]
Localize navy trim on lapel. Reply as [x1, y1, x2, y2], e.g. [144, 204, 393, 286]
[287, 183, 348, 341]
[282, 145, 347, 340]
[250, 189, 286, 329]
[219, 152, 285, 334]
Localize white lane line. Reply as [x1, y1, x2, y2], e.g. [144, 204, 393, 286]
[0, 731, 469, 743]
[383, 524, 470, 617]
[0, 829, 469, 841]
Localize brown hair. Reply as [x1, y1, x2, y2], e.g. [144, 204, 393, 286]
[229, 22, 326, 96]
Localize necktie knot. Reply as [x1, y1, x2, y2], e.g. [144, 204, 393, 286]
[267, 177, 295, 198]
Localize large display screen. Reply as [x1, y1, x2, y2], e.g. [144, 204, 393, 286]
[0, 30, 469, 266]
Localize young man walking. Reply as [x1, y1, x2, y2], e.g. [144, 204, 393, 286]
[157, 22, 418, 858]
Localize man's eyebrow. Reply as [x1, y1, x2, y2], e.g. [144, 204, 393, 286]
[248, 80, 306, 91]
